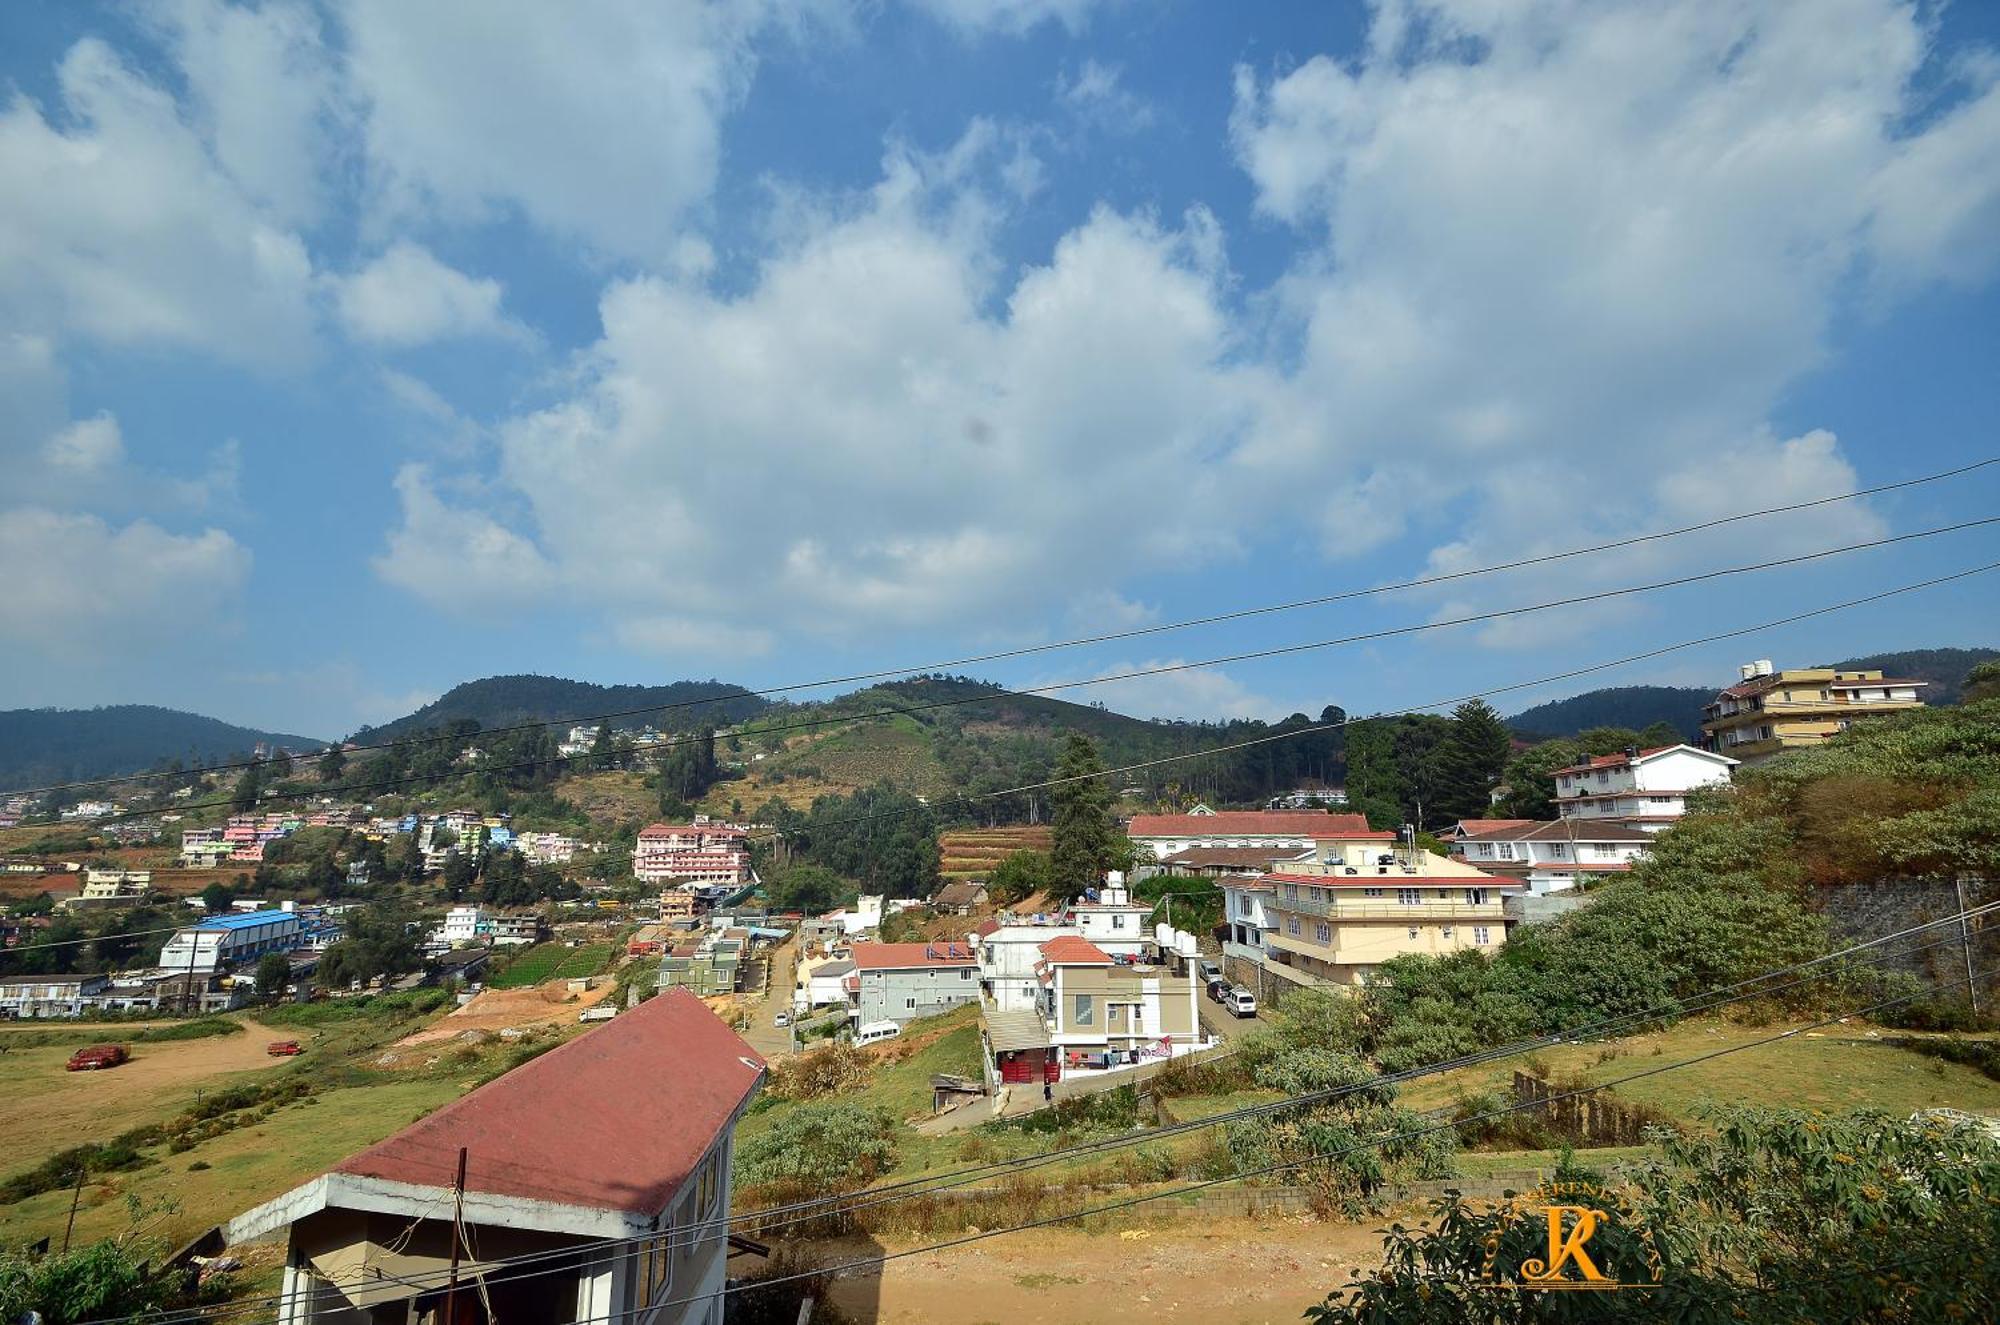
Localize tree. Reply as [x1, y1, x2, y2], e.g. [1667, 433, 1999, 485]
[1965, 659, 2000, 703]
[0, 1238, 181, 1324]
[254, 952, 292, 999]
[986, 849, 1052, 906]
[199, 880, 237, 914]
[766, 863, 849, 915]
[316, 904, 421, 989]
[588, 723, 615, 772]
[441, 849, 477, 900]
[229, 761, 264, 813]
[1049, 734, 1117, 897]
[319, 745, 346, 783]
[1492, 738, 1584, 819]
[1435, 700, 1515, 823]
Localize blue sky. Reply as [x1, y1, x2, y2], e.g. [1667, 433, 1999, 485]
[2, 0, 1997, 741]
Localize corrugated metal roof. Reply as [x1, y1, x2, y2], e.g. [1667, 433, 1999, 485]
[984, 1009, 1051, 1054]
[196, 909, 299, 931]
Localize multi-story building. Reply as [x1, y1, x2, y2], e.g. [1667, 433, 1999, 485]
[658, 932, 744, 996]
[633, 820, 752, 886]
[1219, 878, 1278, 962]
[1034, 936, 1203, 1070]
[1450, 821, 1653, 894]
[845, 941, 981, 1025]
[1067, 876, 1153, 958]
[1553, 744, 1736, 832]
[180, 827, 234, 867]
[57, 870, 152, 911]
[489, 913, 542, 947]
[1701, 661, 1928, 766]
[1125, 809, 1381, 862]
[1256, 833, 1520, 987]
[0, 973, 110, 1018]
[158, 909, 304, 975]
[975, 918, 1083, 1012]
[519, 832, 583, 864]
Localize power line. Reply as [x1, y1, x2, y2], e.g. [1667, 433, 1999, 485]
[85, 910, 1995, 1325]
[8, 554, 1996, 972]
[21, 455, 1996, 800]
[33, 522, 2000, 834]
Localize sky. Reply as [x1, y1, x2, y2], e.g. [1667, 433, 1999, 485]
[2, 0, 1998, 742]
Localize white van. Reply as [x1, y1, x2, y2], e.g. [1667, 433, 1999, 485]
[853, 1020, 902, 1046]
[1226, 987, 1258, 1019]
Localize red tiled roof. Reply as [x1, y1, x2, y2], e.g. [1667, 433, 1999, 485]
[1551, 745, 1690, 776]
[973, 918, 1001, 938]
[1038, 936, 1114, 965]
[1460, 821, 1654, 843]
[849, 941, 978, 970]
[1126, 811, 1390, 839]
[333, 990, 761, 1216]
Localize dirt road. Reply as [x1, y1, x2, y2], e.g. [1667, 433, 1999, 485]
[390, 981, 613, 1049]
[813, 1217, 1386, 1324]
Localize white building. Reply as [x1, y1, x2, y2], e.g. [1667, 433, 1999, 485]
[441, 905, 486, 947]
[975, 919, 1083, 1012]
[1068, 875, 1153, 958]
[633, 821, 751, 886]
[793, 957, 855, 1012]
[1126, 809, 1381, 862]
[0, 973, 110, 1018]
[1219, 878, 1278, 961]
[1451, 821, 1654, 894]
[158, 909, 303, 975]
[1554, 744, 1736, 833]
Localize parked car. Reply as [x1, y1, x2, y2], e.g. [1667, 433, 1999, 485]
[266, 1040, 303, 1057]
[1197, 958, 1223, 984]
[1226, 987, 1258, 1018]
[853, 1020, 901, 1046]
[65, 1045, 128, 1071]
[773, 1011, 792, 1028]
[1206, 976, 1232, 1003]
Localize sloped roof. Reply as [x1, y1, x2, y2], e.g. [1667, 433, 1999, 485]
[1550, 744, 1732, 776]
[1038, 935, 1114, 965]
[1126, 811, 1389, 838]
[1447, 819, 1537, 839]
[932, 880, 989, 908]
[1157, 846, 1313, 868]
[850, 941, 978, 970]
[329, 989, 761, 1217]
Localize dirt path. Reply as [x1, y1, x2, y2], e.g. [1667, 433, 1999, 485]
[812, 1216, 1386, 1324]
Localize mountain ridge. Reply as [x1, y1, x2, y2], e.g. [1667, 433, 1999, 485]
[0, 705, 325, 794]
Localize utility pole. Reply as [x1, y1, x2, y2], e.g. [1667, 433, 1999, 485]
[444, 1147, 468, 1325]
[61, 1167, 84, 1252]
[1956, 877, 1981, 1016]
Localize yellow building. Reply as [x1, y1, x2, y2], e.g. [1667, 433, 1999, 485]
[1701, 661, 1926, 767]
[1259, 832, 1518, 987]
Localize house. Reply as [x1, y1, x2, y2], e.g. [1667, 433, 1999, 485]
[1219, 878, 1277, 962]
[0, 973, 110, 1018]
[440, 905, 487, 947]
[1268, 787, 1349, 809]
[432, 946, 492, 986]
[845, 941, 981, 1025]
[1553, 744, 1736, 832]
[1034, 935, 1203, 1074]
[222, 990, 764, 1325]
[1450, 821, 1654, 894]
[1066, 875, 1154, 958]
[180, 827, 235, 867]
[793, 956, 855, 1012]
[1701, 661, 1927, 766]
[658, 933, 743, 996]
[931, 880, 989, 915]
[1125, 809, 1380, 863]
[489, 913, 542, 947]
[157, 909, 304, 975]
[1253, 828, 1521, 987]
[58, 869, 153, 911]
[633, 821, 751, 887]
[976, 919, 1082, 1012]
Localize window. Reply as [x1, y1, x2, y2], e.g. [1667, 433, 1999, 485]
[1464, 888, 1486, 906]
[1397, 888, 1420, 905]
[1550, 842, 1566, 858]
[1595, 770, 1609, 783]
[696, 1152, 720, 1217]
[1476, 842, 1493, 857]
[1286, 916, 1302, 936]
[1073, 994, 1093, 1026]
[905, 996, 916, 1010]
[1363, 887, 1383, 898]
[1113, 914, 1127, 929]
[1441, 927, 1453, 938]
[1474, 927, 1491, 946]
[1407, 927, 1419, 940]
[1315, 923, 1331, 944]
[1495, 843, 1515, 860]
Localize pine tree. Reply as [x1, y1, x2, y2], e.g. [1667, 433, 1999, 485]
[319, 745, 346, 783]
[589, 723, 615, 772]
[1436, 699, 1514, 823]
[1050, 734, 1116, 897]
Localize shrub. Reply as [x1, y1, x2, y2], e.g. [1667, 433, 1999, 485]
[736, 1101, 899, 1203]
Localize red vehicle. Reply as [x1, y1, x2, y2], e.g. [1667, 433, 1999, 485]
[66, 1045, 129, 1071]
[266, 1040, 303, 1057]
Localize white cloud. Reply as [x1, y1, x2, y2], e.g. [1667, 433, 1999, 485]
[907, 0, 1106, 37]
[0, 509, 249, 645]
[0, 37, 317, 365]
[335, 242, 525, 347]
[1056, 59, 1155, 133]
[43, 413, 124, 474]
[373, 464, 555, 604]
[148, 0, 339, 226]
[376, 134, 1257, 657]
[340, 0, 764, 264]
[1062, 660, 1280, 722]
[1227, 0, 2000, 605]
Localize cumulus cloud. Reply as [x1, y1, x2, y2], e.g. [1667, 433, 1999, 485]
[375, 135, 1257, 653]
[1061, 660, 1281, 723]
[43, 414, 125, 474]
[373, 465, 555, 603]
[334, 242, 525, 346]
[341, 0, 764, 264]
[0, 509, 249, 645]
[908, 0, 1107, 37]
[0, 37, 317, 366]
[1056, 59, 1155, 133]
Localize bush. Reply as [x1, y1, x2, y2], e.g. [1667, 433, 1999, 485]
[736, 1101, 899, 1202]
[0, 1240, 177, 1324]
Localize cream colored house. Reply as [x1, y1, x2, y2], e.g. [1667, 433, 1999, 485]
[1035, 936, 1202, 1069]
[1701, 662, 1927, 766]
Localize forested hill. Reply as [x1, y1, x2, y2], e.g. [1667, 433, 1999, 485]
[1505, 686, 1712, 742]
[0, 706, 324, 792]
[351, 674, 769, 744]
[1818, 647, 1999, 705]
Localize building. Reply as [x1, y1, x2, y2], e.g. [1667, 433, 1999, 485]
[440, 905, 487, 947]
[0, 973, 110, 1018]
[1268, 787, 1349, 809]
[1219, 878, 1278, 962]
[58, 869, 153, 911]
[489, 914, 542, 947]
[1449, 821, 1653, 894]
[180, 827, 235, 867]
[157, 909, 304, 975]
[633, 821, 751, 887]
[658, 933, 744, 997]
[793, 956, 855, 1012]
[520, 832, 584, 865]
[1701, 661, 1928, 766]
[1067, 876, 1153, 958]
[930, 880, 989, 915]
[976, 919, 1082, 1012]
[1125, 809, 1379, 862]
[1553, 744, 1737, 831]
[223, 990, 764, 1325]
[845, 941, 981, 1025]
[1153, 845, 1307, 878]
[1255, 830, 1520, 987]
[1035, 935, 1203, 1073]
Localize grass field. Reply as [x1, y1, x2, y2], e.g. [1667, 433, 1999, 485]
[486, 942, 615, 989]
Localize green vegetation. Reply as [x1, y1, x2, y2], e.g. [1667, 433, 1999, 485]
[755, 782, 941, 898]
[0, 703, 322, 795]
[984, 848, 1052, 906]
[485, 942, 614, 989]
[1049, 734, 1123, 897]
[259, 987, 451, 1028]
[736, 1101, 900, 1200]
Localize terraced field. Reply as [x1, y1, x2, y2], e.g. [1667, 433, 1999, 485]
[938, 825, 1052, 879]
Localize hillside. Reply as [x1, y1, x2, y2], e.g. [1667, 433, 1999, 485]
[0, 706, 324, 793]
[1817, 646, 1999, 705]
[351, 674, 769, 743]
[1504, 685, 1712, 741]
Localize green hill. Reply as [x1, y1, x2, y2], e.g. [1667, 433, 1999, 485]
[1817, 646, 2000, 705]
[1505, 686, 1712, 742]
[0, 706, 325, 793]
[351, 674, 769, 743]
